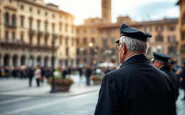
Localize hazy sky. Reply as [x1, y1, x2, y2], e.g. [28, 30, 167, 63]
[44, 0, 180, 25]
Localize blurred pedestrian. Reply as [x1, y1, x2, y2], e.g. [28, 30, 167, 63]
[152, 52, 179, 101]
[5, 66, 9, 78]
[12, 67, 17, 78]
[40, 67, 45, 83]
[34, 65, 41, 87]
[94, 24, 176, 115]
[62, 68, 68, 79]
[177, 62, 185, 100]
[67, 67, 72, 77]
[27, 66, 34, 87]
[78, 67, 83, 79]
[85, 65, 92, 86]
[45, 67, 50, 80]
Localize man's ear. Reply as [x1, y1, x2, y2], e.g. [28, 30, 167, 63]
[122, 43, 127, 55]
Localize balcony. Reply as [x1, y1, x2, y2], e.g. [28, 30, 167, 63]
[4, 23, 16, 29]
[29, 29, 36, 36]
[0, 41, 29, 48]
[34, 45, 58, 51]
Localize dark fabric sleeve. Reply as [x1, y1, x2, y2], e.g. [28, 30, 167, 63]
[94, 74, 120, 115]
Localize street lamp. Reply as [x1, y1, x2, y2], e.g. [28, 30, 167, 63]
[88, 42, 94, 66]
[50, 34, 56, 93]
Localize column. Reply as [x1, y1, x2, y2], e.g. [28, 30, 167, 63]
[9, 56, 13, 67]
[17, 56, 21, 67]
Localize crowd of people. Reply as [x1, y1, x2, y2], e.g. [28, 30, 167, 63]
[0, 65, 115, 87]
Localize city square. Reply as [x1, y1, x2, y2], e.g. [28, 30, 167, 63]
[0, 0, 185, 115]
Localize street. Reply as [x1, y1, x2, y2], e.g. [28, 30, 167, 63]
[0, 91, 98, 115]
[0, 77, 185, 115]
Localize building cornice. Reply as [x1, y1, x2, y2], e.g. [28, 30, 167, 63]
[4, 6, 17, 11]
[17, 0, 75, 18]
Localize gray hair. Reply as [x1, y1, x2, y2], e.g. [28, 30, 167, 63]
[119, 36, 149, 54]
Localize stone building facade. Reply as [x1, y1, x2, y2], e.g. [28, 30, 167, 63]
[177, 0, 185, 60]
[0, 0, 76, 68]
[76, 0, 179, 66]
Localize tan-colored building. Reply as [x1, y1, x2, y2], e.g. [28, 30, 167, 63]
[76, 0, 180, 66]
[177, 0, 185, 60]
[0, 0, 76, 68]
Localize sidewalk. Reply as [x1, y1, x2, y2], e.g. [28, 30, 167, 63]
[0, 75, 100, 96]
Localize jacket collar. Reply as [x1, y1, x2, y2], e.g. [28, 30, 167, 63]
[160, 65, 171, 71]
[120, 54, 150, 68]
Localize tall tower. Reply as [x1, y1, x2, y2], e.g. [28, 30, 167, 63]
[102, 0, 112, 23]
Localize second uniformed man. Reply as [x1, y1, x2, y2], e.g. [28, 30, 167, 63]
[152, 52, 179, 101]
[94, 24, 176, 115]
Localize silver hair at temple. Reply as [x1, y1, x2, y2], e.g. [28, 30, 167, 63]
[119, 36, 149, 54]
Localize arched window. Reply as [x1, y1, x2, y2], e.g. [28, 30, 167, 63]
[12, 14, 16, 25]
[4, 12, 9, 24]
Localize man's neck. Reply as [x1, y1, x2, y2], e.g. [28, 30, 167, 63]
[124, 52, 144, 61]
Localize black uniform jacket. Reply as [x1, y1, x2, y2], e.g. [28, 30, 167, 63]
[161, 66, 179, 100]
[94, 54, 176, 115]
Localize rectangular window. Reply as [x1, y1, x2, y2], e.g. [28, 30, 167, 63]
[29, 19, 32, 29]
[45, 22, 48, 32]
[12, 32, 15, 41]
[52, 23, 55, 33]
[103, 39, 108, 47]
[168, 46, 176, 54]
[173, 35, 176, 42]
[5, 31, 9, 41]
[20, 17, 24, 27]
[155, 26, 158, 32]
[76, 38, 79, 45]
[91, 38, 95, 43]
[83, 38, 87, 44]
[65, 24, 68, 32]
[66, 38, 68, 45]
[168, 26, 176, 31]
[21, 33, 24, 42]
[59, 22, 62, 31]
[45, 37, 48, 46]
[30, 7, 32, 12]
[167, 36, 171, 42]
[37, 20, 40, 31]
[20, 5, 24, 10]
[66, 47, 69, 56]
[160, 26, 163, 31]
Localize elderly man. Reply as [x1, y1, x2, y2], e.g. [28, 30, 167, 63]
[152, 52, 179, 100]
[94, 24, 176, 115]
